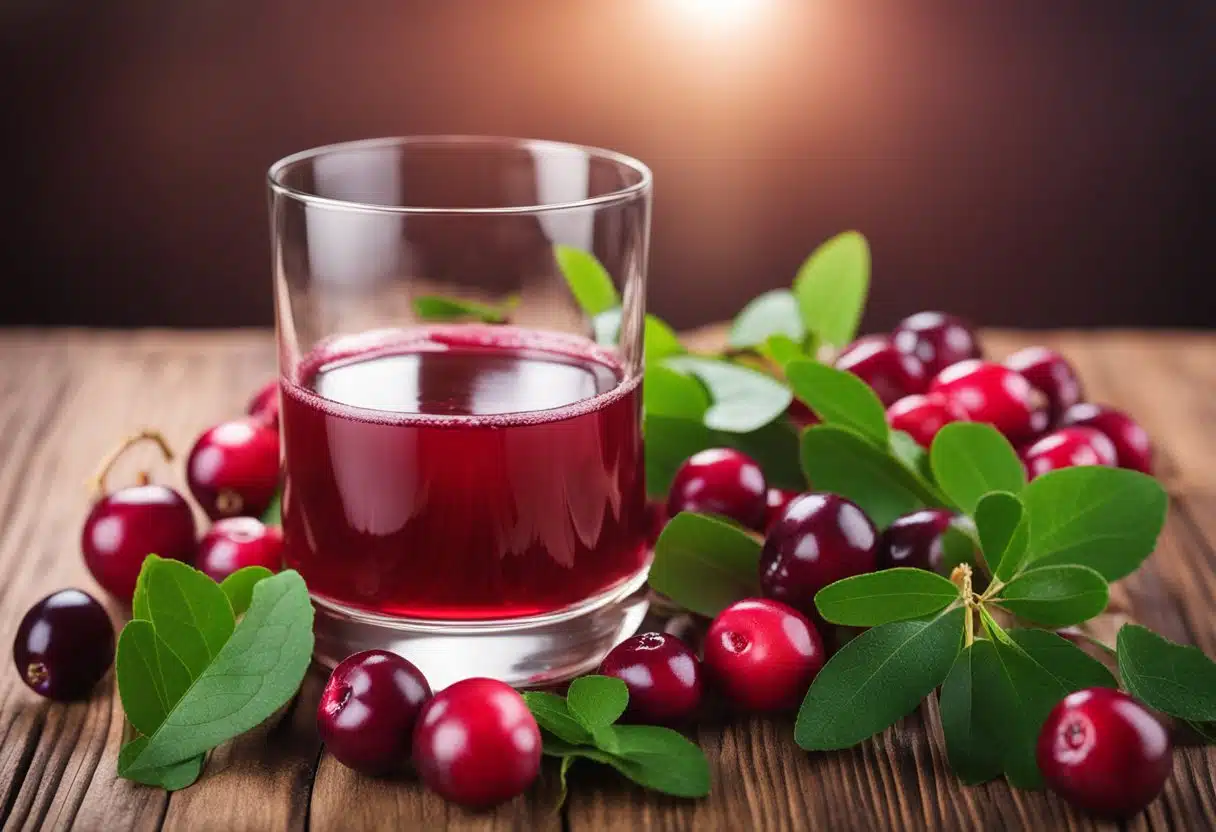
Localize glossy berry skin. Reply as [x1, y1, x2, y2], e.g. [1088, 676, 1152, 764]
[759, 493, 878, 617]
[412, 678, 542, 808]
[599, 632, 703, 725]
[704, 599, 825, 712]
[1022, 427, 1117, 479]
[892, 311, 983, 377]
[786, 399, 821, 429]
[187, 419, 280, 520]
[247, 380, 280, 429]
[81, 484, 197, 602]
[834, 335, 928, 406]
[13, 590, 115, 701]
[764, 488, 801, 532]
[667, 448, 767, 531]
[1004, 347, 1084, 423]
[318, 650, 432, 774]
[929, 359, 1045, 442]
[196, 517, 284, 583]
[1037, 688, 1172, 818]
[1059, 403, 1153, 474]
[886, 393, 969, 449]
[875, 509, 955, 573]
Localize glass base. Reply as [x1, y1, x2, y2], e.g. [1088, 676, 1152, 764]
[311, 567, 651, 690]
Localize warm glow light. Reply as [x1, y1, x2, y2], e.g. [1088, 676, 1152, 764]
[662, 0, 770, 29]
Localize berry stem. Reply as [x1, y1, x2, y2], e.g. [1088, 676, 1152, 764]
[89, 430, 175, 500]
[950, 564, 976, 646]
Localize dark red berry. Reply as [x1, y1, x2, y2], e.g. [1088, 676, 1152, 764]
[875, 509, 955, 573]
[1003, 347, 1083, 423]
[1059, 403, 1153, 474]
[318, 649, 432, 774]
[412, 678, 541, 808]
[599, 632, 702, 725]
[1022, 427, 1117, 479]
[13, 589, 115, 701]
[786, 399, 821, 428]
[667, 448, 767, 531]
[196, 517, 284, 583]
[764, 488, 801, 531]
[886, 393, 969, 449]
[703, 598, 824, 712]
[834, 335, 927, 406]
[892, 311, 983, 377]
[247, 379, 280, 429]
[929, 359, 1045, 442]
[1037, 688, 1172, 818]
[759, 493, 878, 617]
[187, 419, 280, 520]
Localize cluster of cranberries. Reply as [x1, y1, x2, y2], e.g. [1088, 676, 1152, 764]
[12, 381, 285, 703]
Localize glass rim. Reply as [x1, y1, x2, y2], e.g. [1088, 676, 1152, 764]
[267, 135, 653, 216]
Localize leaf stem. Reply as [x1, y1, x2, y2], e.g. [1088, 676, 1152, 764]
[951, 564, 977, 647]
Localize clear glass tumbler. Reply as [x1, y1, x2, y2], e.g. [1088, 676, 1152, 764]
[268, 137, 653, 689]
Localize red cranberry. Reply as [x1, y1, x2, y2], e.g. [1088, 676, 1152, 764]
[1003, 346, 1084, 424]
[834, 335, 928, 406]
[1059, 403, 1153, 474]
[786, 399, 821, 428]
[886, 393, 969, 449]
[892, 311, 983, 377]
[599, 632, 702, 725]
[187, 419, 280, 520]
[318, 650, 433, 775]
[703, 598, 824, 712]
[1022, 427, 1117, 479]
[13, 589, 115, 701]
[667, 448, 767, 531]
[196, 517, 284, 583]
[247, 379, 280, 429]
[875, 509, 955, 573]
[759, 493, 878, 617]
[412, 678, 542, 808]
[764, 488, 801, 531]
[81, 431, 196, 602]
[1037, 688, 1172, 818]
[929, 359, 1046, 442]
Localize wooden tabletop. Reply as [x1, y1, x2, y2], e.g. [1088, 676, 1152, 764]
[1, 328, 1214, 831]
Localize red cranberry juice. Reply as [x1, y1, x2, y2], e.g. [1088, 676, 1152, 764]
[280, 326, 648, 620]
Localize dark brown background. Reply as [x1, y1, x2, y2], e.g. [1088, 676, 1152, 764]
[1, 0, 1213, 331]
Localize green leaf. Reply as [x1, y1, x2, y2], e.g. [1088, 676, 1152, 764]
[139, 558, 236, 678]
[795, 606, 965, 750]
[650, 512, 762, 617]
[120, 571, 315, 778]
[645, 315, 685, 365]
[116, 621, 194, 736]
[261, 489, 281, 526]
[664, 356, 792, 434]
[800, 425, 942, 529]
[792, 231, 870, 349]
[554, 245, 619, 315]
[567, 676, 630, 729]
[1187, 720, 1216, 743]
[785, 359, 888, 446]
[411, 294, 510, 323]
[523, 692, 593, 745]
[889, 430, 932, 482]
[643, 414, 715, 498]
[975, 492, 1030, 581]
[729, 289, 805, 348]
[929, 423, 1026, 515]
[726, 418, 806, 491]
[117, 738, 205, 791]
[1007, 628, 1117, 691]
[644, 365, 708, 420]
[997, 565, 1109, 628]
[220, 567, 276, 617]
[814, 569, 960, 627]
[757, 333, 806, 367]
[1117, 624, 1216, 722]
[939, 641, 1008, 785]
[595, 725, 712, 798]
[938, 520, 981, 574]
[1022, 467, 1168, 581]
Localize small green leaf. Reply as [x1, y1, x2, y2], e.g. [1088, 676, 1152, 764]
[997, 565, 1109, 628]
[1007, 628, 1117, 691]
[1022, 467, 1168, 581]
[118, 738, 205, 790]
[412, 294, 510, 323]
[220, 567, 276, 617]
[939, 521, 981, 574]
[644, 364, 709, 420]
[729, 289, 805, 348]
[930, 423, 1025, 515]
[643, 415, 715, 498]
[889, 430, 932, 482]
[795, 607, 965, 750]
[664, 356, 792, 434]
[567, 676, 630, 729]
[116, 621, 193, 736]
[1187, 721, 1216, 743]
[939, 641, 1007, 785]
[792, 231, 870, 349]
[726, 418, 806, 491]
[523, 692, 593, 745]
[645, 315, 685, 365]
[814, 569, 960, 627]
[554, 245, 619, 315]
[140, 558, 236, 678]
[1117, 624, 1216, 722]
[597, 725, 712, 798]
[650, 512, 762, 617]
[261, 490, 281, 526]
[757, 333, 806, 367]
[974, 492, 1030, 581]
[785, 359, 888, 446]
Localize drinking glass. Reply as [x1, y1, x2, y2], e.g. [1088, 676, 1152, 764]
[268, 137, 652, 689]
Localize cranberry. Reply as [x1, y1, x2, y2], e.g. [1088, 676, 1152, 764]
[1059, 403, 1153, 474]
[412, 678, 542, 808]
[13, 589, 115, 701]
[703, 598, 824, 711]
[886, 393, 969, 449]
[81, 431, 196, 602]
[247, 379, 280, 429]
[318, 650, 433, 775]
[1037, 688, 1172, 818]
[764, 488, 801, 531]
[929, 360, 1046, 442]
[1003, 347, 1084, 423]
[599, 632, 702, 725]
[892, 311, 983, 377]
[786, 399, 821, 428]
[667, 448, 767, 531]
[1022, 427, 1117, 479]
[759, 493, 878, 617]
[834, 335, 927, 406]
[196, 517, 284, 583]
[186, 419, 280, 520]
[875, 509, 955, 573]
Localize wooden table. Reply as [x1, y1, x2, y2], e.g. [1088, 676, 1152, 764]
[1, 328, 1214, 831]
